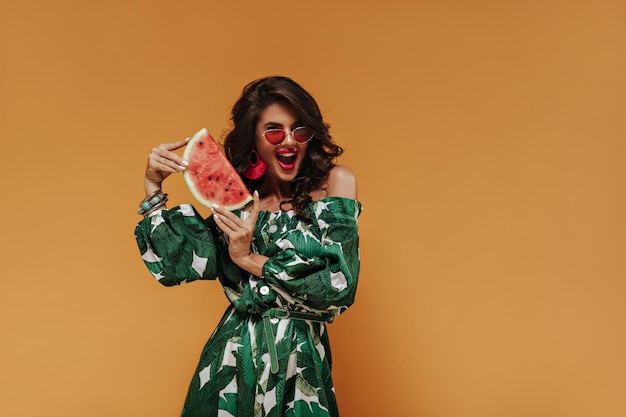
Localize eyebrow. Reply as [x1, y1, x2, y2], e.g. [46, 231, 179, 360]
[262, 120, 303, 129]
[262, 121, 283, 128]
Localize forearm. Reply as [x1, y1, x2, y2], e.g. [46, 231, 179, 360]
[234, 253, 269, 277]
[135, 203, 219, 285]
[139, 179, 167, 216]
[262, 249, 358, 312]
[144, 178, 162, 195]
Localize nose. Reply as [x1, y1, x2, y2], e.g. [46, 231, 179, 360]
[282, 129, 297, 145]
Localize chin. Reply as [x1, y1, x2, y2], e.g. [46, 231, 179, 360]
[274, 171, 299, 183]
[268, 161, 300, 181]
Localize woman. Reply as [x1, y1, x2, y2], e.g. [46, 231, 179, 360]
[135, 76, 361, 417]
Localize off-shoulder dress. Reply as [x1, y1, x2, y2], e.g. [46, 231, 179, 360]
[134, 197, 362, 417]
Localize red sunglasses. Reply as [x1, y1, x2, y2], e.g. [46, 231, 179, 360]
[259, 126, 314, 145]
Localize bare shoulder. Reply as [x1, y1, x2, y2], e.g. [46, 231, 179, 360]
[326, 165, 358, 199]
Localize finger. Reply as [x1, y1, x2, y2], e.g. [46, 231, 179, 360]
[253, 190, 260, 211]
[212, 213, 229, 235]
[247, 190, 261, 224]
[213, 214, 239, 240]
[150, 147, 189, 170]
[158, 137, 191, 152]
[151, 158, 181, 173]
[147, 156, 182, 175]
[212, 211, 241, 232]
[157, 154, 187, 171]
[212, 204, 248, 225]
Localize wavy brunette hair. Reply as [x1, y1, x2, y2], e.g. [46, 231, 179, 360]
[223, 76, 343, 220]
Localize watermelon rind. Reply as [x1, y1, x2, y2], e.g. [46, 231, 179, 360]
[183, 128, 253, 211]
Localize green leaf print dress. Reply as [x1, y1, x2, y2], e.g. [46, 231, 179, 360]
[134, 197, 362, 417]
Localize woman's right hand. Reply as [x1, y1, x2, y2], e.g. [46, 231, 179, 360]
[144, 138, 190, 195]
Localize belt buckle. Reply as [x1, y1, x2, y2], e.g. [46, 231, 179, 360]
[275, 306, 291, 318]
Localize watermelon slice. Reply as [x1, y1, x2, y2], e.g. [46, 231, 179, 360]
[183, 128, 253, 210]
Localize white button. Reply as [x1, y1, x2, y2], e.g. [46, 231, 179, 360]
[270, 318, 279, 324]
[259, 286, 270, 296]
[256, 394, 264, 403]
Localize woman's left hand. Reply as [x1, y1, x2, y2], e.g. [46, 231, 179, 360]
[212, 191, 262, 269]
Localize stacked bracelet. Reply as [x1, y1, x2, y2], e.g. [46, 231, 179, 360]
[138, 190, 168, 216]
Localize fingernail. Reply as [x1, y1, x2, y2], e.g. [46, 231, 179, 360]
[212, 204, 220, 210]
[178, 165, 186, 170]
[213, 213, 219, 221]
[181, 160, 189, 166]
[254, 190, 259, 197]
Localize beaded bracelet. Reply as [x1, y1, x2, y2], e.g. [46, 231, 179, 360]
[138, 190, 168, 217]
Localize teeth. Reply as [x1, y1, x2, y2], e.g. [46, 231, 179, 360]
[276, 151, 296, 168]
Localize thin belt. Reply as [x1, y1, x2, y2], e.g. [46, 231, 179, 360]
[261, 307, 334, 374]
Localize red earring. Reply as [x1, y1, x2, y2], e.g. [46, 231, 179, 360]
[243, 150, 266, 180]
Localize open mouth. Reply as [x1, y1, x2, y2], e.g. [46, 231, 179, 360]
[276, 149, 297, 170]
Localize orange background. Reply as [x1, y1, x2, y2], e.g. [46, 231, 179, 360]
[1, 1, 625, 416]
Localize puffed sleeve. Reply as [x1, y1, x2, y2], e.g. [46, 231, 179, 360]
[134, 204, 219, 286]
[261, 198, 362, 314]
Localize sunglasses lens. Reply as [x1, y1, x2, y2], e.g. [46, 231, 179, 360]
[293, 127, 313, 143]
[264, 130, 285, 144]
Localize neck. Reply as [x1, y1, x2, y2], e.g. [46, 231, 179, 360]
[259, 177, 293, 206]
